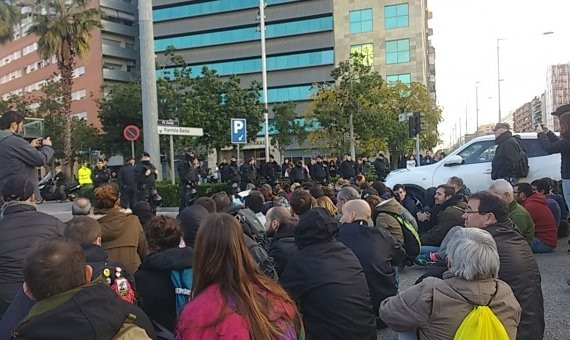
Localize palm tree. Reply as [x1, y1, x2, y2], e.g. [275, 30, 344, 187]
[0, 0, 20, 42]
[29, 0, 103, 173]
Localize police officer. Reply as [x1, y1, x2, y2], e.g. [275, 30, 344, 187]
[262, 154, 281, 184]
[135, 152, 158, 211]
[117, 158, 137, 209]
[311, 156, 330, 185]
[92, 159, 111, 189]
[240, 157, 257, 190]
[222, 156, 241, 186]
[177, 150, 199, 210]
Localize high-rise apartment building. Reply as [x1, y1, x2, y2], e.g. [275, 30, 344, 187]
[0, 0, 140, 126]
[152, 0, 436, 158]
[545, 63, 570, 132]
[512, 101, 532, 133]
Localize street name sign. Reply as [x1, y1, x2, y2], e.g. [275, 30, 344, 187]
[157, 126, 203, 136]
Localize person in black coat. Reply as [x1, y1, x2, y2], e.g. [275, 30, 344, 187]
[261, 155, 282, 184]
[310, 156, 330, 185]
[279, 207, 376, 340]
[339, 154, 357, 180]
[491, 123, 523, 185]
[373, 153, 390, 181]
[392, 184, 417, 216]
[0, 175, 65, 317]
[536, 112, 570, 217]
[177, 151, 199, 210]
[117, 158, 137, 209]
[266, 206, 297, 277]
[290, 161, 308, 183]
[222, 157, 241, 185]
[135, 216, 193, 332]
[337, 200, 407, 329]
[135, 152, 159, 209]
[240, 157, 257, 189]
[92, 159, 111, 189]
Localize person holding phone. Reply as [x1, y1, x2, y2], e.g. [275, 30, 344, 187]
[0, 110, 53, 195]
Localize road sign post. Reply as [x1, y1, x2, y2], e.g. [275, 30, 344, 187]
[157, 122, 204, 185]
[231, 118, 247, 165]
[123, 125, 141, 159]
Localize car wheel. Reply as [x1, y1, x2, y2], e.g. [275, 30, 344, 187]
[35, 196, 45, 204]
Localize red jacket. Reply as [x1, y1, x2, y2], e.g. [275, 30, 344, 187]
[522, 193, 557, 248]
[176, 283, 299, 340]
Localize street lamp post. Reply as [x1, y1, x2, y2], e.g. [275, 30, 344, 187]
[496, 38, 504, 123]
[475, 81, 480, 132]
[259, 0, 270, 162]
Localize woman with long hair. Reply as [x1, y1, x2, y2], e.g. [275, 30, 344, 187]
[176, 213, 303, 340]
[316, 195, 337, 216]
[537, 114, 570, 212]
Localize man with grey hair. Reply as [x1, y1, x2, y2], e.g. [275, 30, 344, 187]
[336, 186, 360, 212]
[489, 179, 535, 246]
[380, 227, 521, 340]
[71, 197, 92, 216]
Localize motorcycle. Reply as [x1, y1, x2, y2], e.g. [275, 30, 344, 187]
[37, 172, 81, 204]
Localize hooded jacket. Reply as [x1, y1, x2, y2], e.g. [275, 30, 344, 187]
[485, 221, 544, 340]
[135, 247, 193, 332]
[0, 202, 65, 316]
[508, 200, 535, 246]
[374, 198, 405, 243]
[337, 220, 407, 318]
[379, 272, 521, 340]
[279, 208, 376, 340]
[492, 131, 523, 179]
[12, 280, 155, 340]
[0, 131, 53, 192]
[521, 193, 558, 248]
[420, 196, 467, 246]
[268, 221, 297, 277]
[537, 130, 570, 179]
[177, 205, 208, 247]
[95, 208, 148, 274]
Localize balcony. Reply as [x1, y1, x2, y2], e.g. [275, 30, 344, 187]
[100, 0, 135, 14]
[101, 19, 136, 37]
[103, 68, 133, 82]
[102, 43, 138, 60]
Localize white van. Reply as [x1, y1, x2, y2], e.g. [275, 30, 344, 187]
[385, 133, 561, 202]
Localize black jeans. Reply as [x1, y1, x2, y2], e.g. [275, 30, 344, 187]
[121, 186, 137, 209]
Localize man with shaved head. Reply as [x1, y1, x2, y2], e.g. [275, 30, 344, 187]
[337, 199, 407, 329]
[266, 206, 298, 276]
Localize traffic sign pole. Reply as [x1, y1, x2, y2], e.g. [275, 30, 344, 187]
[237, 144, 240, 165]
[170, 135, 175, 185]
[131, 141, 135, 159]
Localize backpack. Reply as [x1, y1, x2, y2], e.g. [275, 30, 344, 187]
[237, 208, 268, 245]
[171, 268, 193, 316]
[102, 266, 136, 304]
[373, 208, 421, 257]
[453, 282, 509, 340]
[515, 142, 529, 178]
[113, 314, 152, 340]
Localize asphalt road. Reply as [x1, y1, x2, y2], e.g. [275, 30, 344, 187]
[37, 201, 570, 340]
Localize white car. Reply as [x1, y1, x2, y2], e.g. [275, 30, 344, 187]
[385, 133, 561, 202]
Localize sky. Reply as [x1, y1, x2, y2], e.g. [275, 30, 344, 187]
[428, 0, 570, 148]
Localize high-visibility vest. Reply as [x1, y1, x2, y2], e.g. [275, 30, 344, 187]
[78, 166, 93, 185]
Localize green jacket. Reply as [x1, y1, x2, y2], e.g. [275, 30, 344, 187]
[509, 200, 535, 246]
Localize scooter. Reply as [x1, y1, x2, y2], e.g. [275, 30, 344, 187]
[37, 172, 81, 204]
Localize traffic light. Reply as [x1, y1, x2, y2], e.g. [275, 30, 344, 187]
[408, 116, 418, 137]
[418, 112, 426, 133]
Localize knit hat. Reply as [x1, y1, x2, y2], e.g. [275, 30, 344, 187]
[1, 175, 35, 202]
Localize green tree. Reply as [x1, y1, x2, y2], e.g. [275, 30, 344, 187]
[97, 82, 143, 156]
[29, 0, 103, 173]
[0, 0, 20, 42]
[271, 102, 307, 156]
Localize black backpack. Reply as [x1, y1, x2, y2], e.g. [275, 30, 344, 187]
[373, 209, 421, 257]
[515, 142, 529, 178]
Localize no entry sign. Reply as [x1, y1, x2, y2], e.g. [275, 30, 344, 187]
[123, 125, 140, 141]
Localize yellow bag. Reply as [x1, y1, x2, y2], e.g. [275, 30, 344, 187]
[453, 281, 509, 340]
[454, 305, 509, 340]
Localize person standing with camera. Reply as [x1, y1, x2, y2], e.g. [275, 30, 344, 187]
[0, 111, 53, 195]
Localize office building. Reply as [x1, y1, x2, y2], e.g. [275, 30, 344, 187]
[152, 0, 436, 159]
[0, 0, 140, 126]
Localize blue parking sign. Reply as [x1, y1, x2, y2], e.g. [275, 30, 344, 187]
[231, 118, 247, 144]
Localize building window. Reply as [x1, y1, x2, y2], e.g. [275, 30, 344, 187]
[71, 89, 87, 101]
[154, 16, 333, 52]
[266, 85, 314, 103]
[385, 3, 409, 29]
[156, 49, 335, 79]
[73, 66, 86, 78]
[153, 0, 296, 22]
[350, 43, 374, 66]
[386, 73, 411, 84]
[22, 42, 38, 56]
[386, 39, 410, 64]
[349, 9, 373, 34]
[73, 112, 88, 121]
